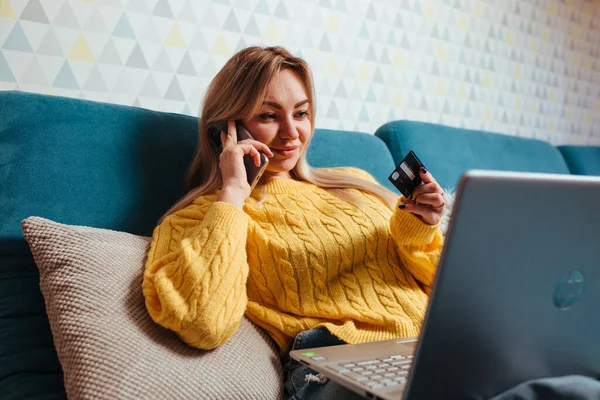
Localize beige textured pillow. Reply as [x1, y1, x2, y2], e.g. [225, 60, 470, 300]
[21, 216, 283, 400]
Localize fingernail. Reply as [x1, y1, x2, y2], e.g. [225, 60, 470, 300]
[399, 204, 406, 209]
[421, 167, 427, 174]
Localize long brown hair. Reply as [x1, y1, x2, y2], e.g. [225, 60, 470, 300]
[159, 46, 398, 223]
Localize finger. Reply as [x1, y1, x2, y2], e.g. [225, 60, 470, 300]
[398, 203, 441, 225]
[253, 148, 261, 167]
[399, 203, 432, 215]
[250, 140, 274, 157]
[220, 130, 227, 148]
[237, 139, 274, 158]
[419, 167, 438, 185]
[401, 196, 416, 205]
[260, 143, 274, 157]
[414, 193, 444, 208]
[236, 143, 262, 165]
[412, 183, 443, 199]
[226, 119, 237, 145]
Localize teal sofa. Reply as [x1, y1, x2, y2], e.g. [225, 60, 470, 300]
[1, 90, 598, 399]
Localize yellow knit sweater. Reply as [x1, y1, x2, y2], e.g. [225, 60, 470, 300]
[142, 167, 443, 354]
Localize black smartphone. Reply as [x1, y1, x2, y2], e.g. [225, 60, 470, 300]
[208, 120, 269, 190]
[388, 150, 426, 198]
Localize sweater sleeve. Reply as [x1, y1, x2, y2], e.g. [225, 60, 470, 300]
[339, 167, 443, 290]
[142, 196, 250, 350]
[389, 197, 443, 290]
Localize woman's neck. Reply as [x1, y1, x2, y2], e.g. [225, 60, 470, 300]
[259, 171, 294, 184]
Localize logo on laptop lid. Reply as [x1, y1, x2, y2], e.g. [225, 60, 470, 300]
[553, 269, 585, 310]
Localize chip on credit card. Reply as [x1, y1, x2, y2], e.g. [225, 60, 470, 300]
[388, 150, 425, 198]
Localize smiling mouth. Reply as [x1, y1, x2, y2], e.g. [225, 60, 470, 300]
[271, 147, 298, 157]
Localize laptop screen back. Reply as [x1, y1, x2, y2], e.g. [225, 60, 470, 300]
[406, 171, 600, 399]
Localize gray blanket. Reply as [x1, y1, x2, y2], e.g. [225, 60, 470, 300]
[492, 375, 600, 400]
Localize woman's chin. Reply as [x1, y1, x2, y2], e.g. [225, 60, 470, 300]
[268, 158, 298, 173]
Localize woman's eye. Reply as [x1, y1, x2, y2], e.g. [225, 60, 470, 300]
[259, 113, 276, 120]
[296, 111, 309, 118]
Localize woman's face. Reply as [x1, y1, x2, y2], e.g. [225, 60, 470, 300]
[242, 69, 312, 182]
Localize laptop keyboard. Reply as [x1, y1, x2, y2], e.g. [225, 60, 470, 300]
[326, 354, 413, 390]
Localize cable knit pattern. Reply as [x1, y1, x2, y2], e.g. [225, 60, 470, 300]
[305, 196, 379, 323]
[249, 199, 302, 316]
[143, 200, 250, 350]
[312, 189, 389, 324]
[280, 193, 339, 318]
[143, 167, 443, 353]
[351, 186, 430, 326]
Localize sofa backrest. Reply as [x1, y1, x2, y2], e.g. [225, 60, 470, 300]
[557, 146, 600, 176]
[1, 91, 199, 244]
[0, 91, 396, 243]
[307, 128, 396, 191]
[375, 120, 571, 190]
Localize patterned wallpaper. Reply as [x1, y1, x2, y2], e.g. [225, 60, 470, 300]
[1, 0, 599, 145]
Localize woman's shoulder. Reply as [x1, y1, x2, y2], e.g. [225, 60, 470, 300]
[191, 191, 220, 205]
[161, 192, 219, 225]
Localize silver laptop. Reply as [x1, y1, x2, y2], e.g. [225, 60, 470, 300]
[290, 170, 600, 399]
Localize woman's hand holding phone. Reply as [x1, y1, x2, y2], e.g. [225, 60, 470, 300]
[217, 120, 273, 209]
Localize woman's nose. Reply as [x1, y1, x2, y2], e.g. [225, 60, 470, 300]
[278, 115, 299, 140]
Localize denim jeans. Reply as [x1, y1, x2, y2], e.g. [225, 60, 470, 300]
[282, 327, 365, 400]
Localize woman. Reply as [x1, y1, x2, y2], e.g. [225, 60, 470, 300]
[142, 46, 445, 399]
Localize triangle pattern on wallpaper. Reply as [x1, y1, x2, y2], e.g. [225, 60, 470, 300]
[0, 0, 598, 144]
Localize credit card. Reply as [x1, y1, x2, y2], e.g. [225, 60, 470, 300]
[388, 150, 425, 198]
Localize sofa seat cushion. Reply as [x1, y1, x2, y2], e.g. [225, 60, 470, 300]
[375, 120, 570, 190]
[21, 216, 283, 400]
[0, 255, 65, 399]
[557, 146, 600, 176]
